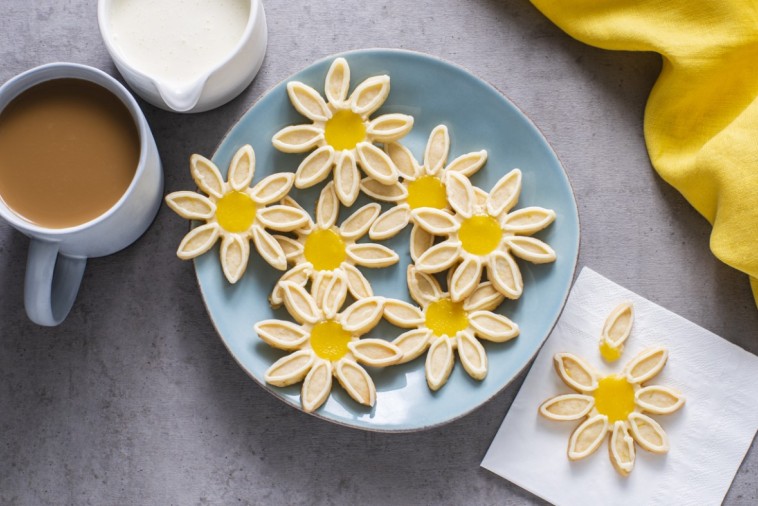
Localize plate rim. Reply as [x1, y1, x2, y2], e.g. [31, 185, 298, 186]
[195, 47, 582, 432]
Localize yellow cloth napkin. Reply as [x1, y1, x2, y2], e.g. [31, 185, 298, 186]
[531, 0, 758, 305]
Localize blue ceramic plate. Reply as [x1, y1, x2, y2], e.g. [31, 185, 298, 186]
[196, 49, 579, 431]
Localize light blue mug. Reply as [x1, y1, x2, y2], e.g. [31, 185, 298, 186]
[0, 63, 163, 326]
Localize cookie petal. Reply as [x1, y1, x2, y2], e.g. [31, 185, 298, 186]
[301, 359, 333, 413]
[325, 58, 350, 104]
[635, 386, 685, 415]
[165, 191, 215, 220]
[270, 263, 311, 307]
[502, 207, 556, 235]
[567, 414, 609, 461]
[252, 225, 287, 270]
[383, 299, 424, 327]
[415, 240, 461, 273]
[320, 274, 348, 320]
[227, 145, 256, 191]
[272, 125, 324, 153]
[310, 270, 334, 309]
[349, 75, 390, 116]
[335, 360, 376, 406]
[176, 223, 220, 260]
[316, 181, 340, 229]
[487, 251, 524, 299]
[282, 281, 321, 324]
[425, 336, 455, 391]
[554, 353, 599, 392]
[360, 178, 407, 202]
[341, 264, 373, 299]
[392, 329, 433, 364]
[340, 203, 381, 240]
[356, 142, 398, 185]
[504, 236, 556, 264]
[220, 234, 250, 283]
[468, 310, 519, 342]
[424, 125, 449, 176]
[385, 141, 421, 180]
[610, 421, 635, 476]
[449, 257, 483, 302]
[624, 347, 668, 384]
[265, 349, 315, 387]
[257, 205, 310, 232]
[369, 205, 411, 241]
[445, 172, 475, 218]
[411, 208, 459, 235]
[349, 339, 404, 367]
[284, 199, 314, 234]
[367, 113, 414, 143]
[463, 282, 505, 312]
[287, 81, 330, 122]
[255, 320, 309, 350]
[539, 394, 595, 421]
[250, 172, 295, 206]
[190, 154, 225, 198]
[295, 145, 335, 188]
[600, 302, 634, 355]
[407, 265, 442, 306]
[487, 168, 521, 217]
[628, 413, 669, 453]
[444, 150, 487, 178]
[457, 331, 487, 380]
[340, 296, 384, 334]
[334, 151, 360, 206]
[409, 224, 434, 263]
[272, 235, 303, 262]
[346, 243, 399, 268]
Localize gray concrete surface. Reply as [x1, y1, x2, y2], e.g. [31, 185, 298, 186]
[0, 1, 756, 504]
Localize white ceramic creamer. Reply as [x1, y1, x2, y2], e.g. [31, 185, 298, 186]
[98, 0, 267, 113]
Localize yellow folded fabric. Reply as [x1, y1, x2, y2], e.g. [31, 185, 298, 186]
[531, 0, 758, 306]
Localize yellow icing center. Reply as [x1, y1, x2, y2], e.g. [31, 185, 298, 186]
[593, 375, 636, 423]
[215, 191, 256, 233]
[425, 298, 469, 338]
[303, 228, 346, 271]
[600, 340, 622, 362]
[310, 320, 351, 361]
[459, 214, 502, 255]
[324, 110, 366, 151]
[406, 176, 448, 210]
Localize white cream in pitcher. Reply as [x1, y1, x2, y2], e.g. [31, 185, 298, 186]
[108, 0, 250, 85]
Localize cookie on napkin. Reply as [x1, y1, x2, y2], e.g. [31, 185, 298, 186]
[482, 268, 758, 506]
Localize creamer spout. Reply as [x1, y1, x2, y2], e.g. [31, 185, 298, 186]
[156, 78, 206, 113]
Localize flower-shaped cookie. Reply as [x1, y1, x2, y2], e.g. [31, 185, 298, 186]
[539, 349, 685, 476]
[272, 57, 414, 206]
[165, 145, 309, 283]
[270, 181, 398, 305]
[383, 266, 519, 390]
[413, 169, 556, 302]
[256, 278, 403, 412]
[365, 125, 488, 262]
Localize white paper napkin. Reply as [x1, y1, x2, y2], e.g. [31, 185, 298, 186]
[482, 268, 758, 506]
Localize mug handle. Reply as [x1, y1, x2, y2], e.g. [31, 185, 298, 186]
[24, 239, 87, 326]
